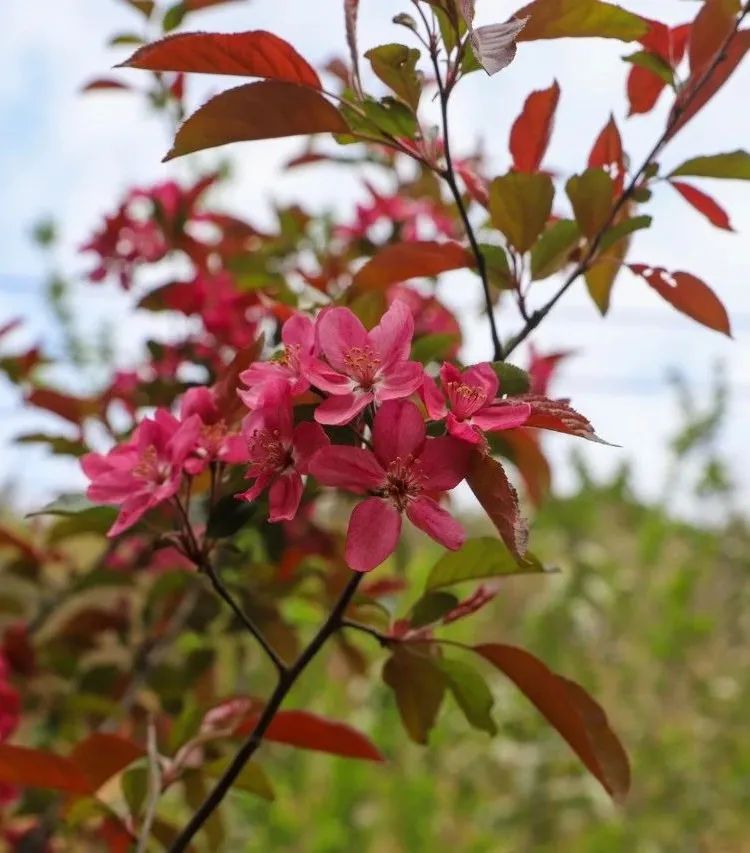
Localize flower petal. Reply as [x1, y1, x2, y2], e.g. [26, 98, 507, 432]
[369, 299, 414, 369]
[421, 372, 447, 420]
[268, 471, 303, 522]
[418, 436, 472, 491]
[317, 307, 369, 373]
[372, 400, 425, 466]
[472, 401, 531, 432]
[376, 360, 424, 402]
[446, 413, 484, 445]
[314, 392, 371, 426]
[292, 421, 330, 473]
[303, 358, 354, 395]
[345, 498, 402, 572]
[406, 496, 465, 551]
[108, 495, 151, 538]
[309, 445, 385, 492]
[282, 312, 316, 352]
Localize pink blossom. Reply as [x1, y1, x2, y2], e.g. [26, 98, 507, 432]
[237, 383, 329, 522]
[239, 313, 317, 408]
[309, 400, 471, 572]
[179, 387, 246, 474]
[81, 410, 200, 537]
[423, 362, 531, 445]
[304, 300, 424, 425]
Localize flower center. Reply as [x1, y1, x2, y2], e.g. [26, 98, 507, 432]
[133, 445, 171, 484]
[248, 428, 292, 472]
[445, 380, 486, 417]
[344, 345, 381, 390]
[382, 455, 424, 512]
[280, 343, 302, 372]
[200, 420, 228, 456]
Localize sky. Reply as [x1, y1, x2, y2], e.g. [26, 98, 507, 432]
[1, 0, 749, 516]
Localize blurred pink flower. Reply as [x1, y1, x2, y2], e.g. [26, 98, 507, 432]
[180, 386, 246, 474]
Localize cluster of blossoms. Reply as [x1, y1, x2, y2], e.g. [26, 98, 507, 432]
[83, 300, 546, 573]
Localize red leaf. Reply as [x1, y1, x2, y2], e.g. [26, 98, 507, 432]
[164, 81, 349, 161]
[669, 180, 734, 231]
[689, 0, 740, 76]
[352, 241, 473, 290]
[465, 451, 528, 559]
[588, 114, 624, 194]
[628, 20, 692, 116]
[668, 29, 750, 139]
[213, 336, 265, 423]
[626, 64, 667, 116]
[236, 710, 385, 762]
[473, 643, 630, 801]
[522, 395, 608, 442]
[81, 78, 132, 93]
[509, 80, 560, 173]
[629, 264, 732, 335]
[497, 429, 551, 507]
[120, 30, 321, 88]
[69, 734, 144, 792]
[0, 744, 91, 795]
[26, 388, 95, 427]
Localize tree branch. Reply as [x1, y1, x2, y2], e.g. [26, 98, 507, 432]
[168, 572, 364, 852]
[504, 3, 750, 357]
[414, 0, 504, 361]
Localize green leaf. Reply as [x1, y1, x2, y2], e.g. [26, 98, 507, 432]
[669, 150, 750, 180]
[362, 96, 418, 138]
[206, 495, 258, 538]
[566, 168, 615, 238]
[489, 172, 554, 253]
[410, 591, 459, 628]
[425, 537, 548, 592]
[121, 763, 149, 818]
[490, 362, 531, 396]
[516, 0, 648, 42]
[382, 646, 445, 744]
[530, 219, 581, 280]
[410, 333, 459, 365]
[204, 759, 275, 800]
[27, 494, 99, 517]
[479, 244, 514, 290]
[438, 658, 497, 736]
[623, 50, 675, 87]
[365, 44, 422, 110]
[598, 215, 652, 252]
[162, 2, 186, 31]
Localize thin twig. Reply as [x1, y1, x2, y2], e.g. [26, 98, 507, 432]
[168, 572, 364, 852]
[413, 0, 504, 361]
[137, 716, 162, 853]
[341, 618, 393, 646]
[504, 4, 750, 357]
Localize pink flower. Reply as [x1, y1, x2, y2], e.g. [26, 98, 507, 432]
[82, 410, 200, 537]
[179, 387, 246, 475]
[309, 400, 471, 572]
[304, 300, 424, 425]
[237, 383, 329, 522]
[238, 313, 316, 408]
[423, 362, 531, 445]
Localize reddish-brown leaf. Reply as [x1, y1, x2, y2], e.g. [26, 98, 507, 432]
[668, 29, 750, 139]
[669, 180, 734, 231]
[0, 744, 91, 794]
[473, 643, 630, 801]
[26, 388, 96, 427]
[689, 0, 740, 76]
[629, 264, 732, 335]
[465, 451, 528, 559]
[213, 335, 265, 423]
[626, 64, 667, 116]
[627, 20, 692, 116]
[81, 78, 132, 93]
[121, 30, 321, 88]
[509, 80, 560, 173]
[164, 81, 349, 161]
[352, 241, 473, 290]
[69, 734, 144, 792]
[497, 429, 552, 507]
[236, 710, 385, 762]
[522, 395, 608, 442]
[588, 114, 624, 194]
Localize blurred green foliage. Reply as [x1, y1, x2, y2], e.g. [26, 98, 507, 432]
[221, 454, 750, 852]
